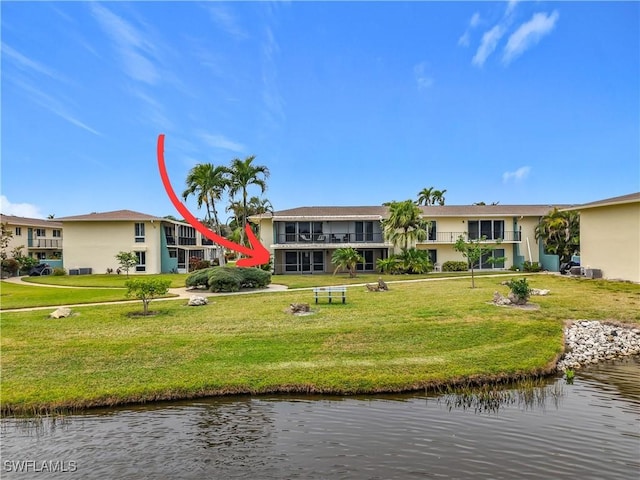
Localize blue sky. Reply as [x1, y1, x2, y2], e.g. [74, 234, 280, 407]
[1, 1, 638, 219]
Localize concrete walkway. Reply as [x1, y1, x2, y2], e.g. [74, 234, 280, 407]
[0, 276, 290, 313]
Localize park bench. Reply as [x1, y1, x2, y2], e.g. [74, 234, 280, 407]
[313, 286, 347, 304]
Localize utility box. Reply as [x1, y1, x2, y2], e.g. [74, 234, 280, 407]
[585, 268, 602, 279]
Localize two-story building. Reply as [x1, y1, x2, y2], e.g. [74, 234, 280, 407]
[56, 210, 218, 274]
[251, 204, 567, 274]
[0, 214, 63, 262]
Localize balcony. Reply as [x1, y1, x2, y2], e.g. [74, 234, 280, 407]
[420, 231, 522, 244]
[28, 238, 62, 249]
[275, 232, 387, 246]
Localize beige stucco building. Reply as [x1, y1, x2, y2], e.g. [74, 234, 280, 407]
[0, 214, 63, 262]
[571, 192, 640, 283]
[57, 210, 218, 275]
[251, 204, 564, 274]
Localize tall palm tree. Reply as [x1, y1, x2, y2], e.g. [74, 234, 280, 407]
[182, 163, 229, 236]
[227, 156, 270, 246]
[535, 208, 580, 264]
[182, 163, 229, 265]
[417, 187, 446, 206]
[383, 200, 429, 250]
[417, 187, 434, 206]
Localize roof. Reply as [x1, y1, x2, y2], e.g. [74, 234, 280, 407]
[257, 204, 566, 220]
[569, 192, 640, 211]
[56, 209, 166, 222]
[0, 214, 62, 228]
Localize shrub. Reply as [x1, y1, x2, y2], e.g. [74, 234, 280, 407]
[189, 257, 211, 272]
[52, 268, 66, 276]
[238, 267, 271, 288]
[185, 268, 212, 288]
[523, 261, 542, 272]
[506, 278, 531, 305]
[207, 268, 243, 292]
[1, 258, 20, 276]
[442, 261, 468, 272]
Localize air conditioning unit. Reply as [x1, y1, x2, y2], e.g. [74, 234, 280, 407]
[584, 268, 602, 279]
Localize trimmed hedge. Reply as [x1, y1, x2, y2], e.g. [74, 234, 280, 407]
[442, 261, 468, 272]
[185, 267, 272, 293]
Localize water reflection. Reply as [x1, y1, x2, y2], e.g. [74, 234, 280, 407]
[2, 357, 639, 480]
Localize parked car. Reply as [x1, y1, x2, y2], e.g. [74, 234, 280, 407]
[29, 263, 52, 276]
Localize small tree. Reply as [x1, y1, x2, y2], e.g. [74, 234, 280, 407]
[125, 278, 171, 316]
[0, 223, 13, 260]
[454, 235, 505, 288]
[332, 247, 364, 278]
[115, 251, 138, 278]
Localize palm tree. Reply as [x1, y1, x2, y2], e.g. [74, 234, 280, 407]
[227, 156, 270, 246]
[382, 200, 429, 250]
[182, 163, 229, 265]
[182, 163, 229, 236]
[535, 208, 580, 264]
[417, 187, 447, 206]
[417, 187, 434, 206]
[332, 247, 364, 277]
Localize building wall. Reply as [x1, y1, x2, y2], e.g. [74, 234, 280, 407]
[62, 221, 162, 274]
[580, 202, 640, 283]
[2, 220, 63, 260]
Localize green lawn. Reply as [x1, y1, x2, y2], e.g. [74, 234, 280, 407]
[2, 274, 638, 415]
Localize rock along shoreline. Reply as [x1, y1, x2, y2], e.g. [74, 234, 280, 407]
[556, 320, 640, 371]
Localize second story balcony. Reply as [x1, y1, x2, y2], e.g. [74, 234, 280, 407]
[275, 232, 387, 245]
[28, 238, 63, 249]
[420, 231, 522, 244]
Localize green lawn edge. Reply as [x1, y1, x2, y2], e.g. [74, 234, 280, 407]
[2, 275, 639, 416]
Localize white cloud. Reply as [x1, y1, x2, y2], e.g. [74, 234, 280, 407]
[502, 166, 531, 183]
[1, 43, 68, 82]
[208, 4, 248, 40]
[472, 25, 506, 67]
[0, 196, 45, 218]
[458, 12, 481, 47]
[90, 3, 160, 84]
[503, 11, 560, 64]
[199, 133, 246, 153]
[414, 62, 434, 90]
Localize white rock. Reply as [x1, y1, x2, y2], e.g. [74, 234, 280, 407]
[49, 307, 72, 319]
[187, 295, 208, 306]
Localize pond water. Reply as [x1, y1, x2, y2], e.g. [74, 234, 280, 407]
[2, 357, 639, 479]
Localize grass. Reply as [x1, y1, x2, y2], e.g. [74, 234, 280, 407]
[22, 273, 188, 289]
[1, 274, 638, 415]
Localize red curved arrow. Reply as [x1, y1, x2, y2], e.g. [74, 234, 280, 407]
[157, 134, 270, 268]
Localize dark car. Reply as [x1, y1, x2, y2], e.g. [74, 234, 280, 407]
[29, 263, 52, 276]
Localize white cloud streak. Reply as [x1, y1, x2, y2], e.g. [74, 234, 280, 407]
[472, 25, 506, 67]
[1, 43, 68, 82]
[458, 12, 481, 47]
[198, 133, 246, 153]
[502, 166, 531, 183]
[0, 196, 45, 218]
[208, 4, 249, 40]
[503, 11, 560, 64]
[90, 3, 160, 84]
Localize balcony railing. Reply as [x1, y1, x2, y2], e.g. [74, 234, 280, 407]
[178, 237, 197, 246]
[421, 231, 522, 243]
[276, 232, 386, 244]
[28, 238, 62, 249]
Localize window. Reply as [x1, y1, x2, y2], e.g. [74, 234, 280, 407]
[15, 227, 21, 236]
[467, 220, 504, 240]
[135, 223, 145, 243]
[178, 225, 196, 245]
[283, 222, 323, 242]
[284, 251, 324, 272]
[35, 228, 46, 237]
[135, 251, 146, 272]
[164, 226, 176, 245]
[428, 221, 437, 241]
[356, 250, 375, 271]
[474, 249, 506, 270]
[52, 229, 61, 238]
[36, 252, 46, 260]
[426, 249, 437, 264]
[355, 222, 374, 242]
